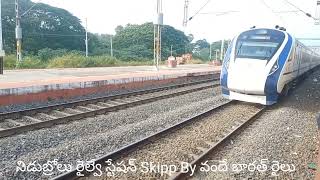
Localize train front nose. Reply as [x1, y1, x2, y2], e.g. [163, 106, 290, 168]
[227, 59, 268, 95]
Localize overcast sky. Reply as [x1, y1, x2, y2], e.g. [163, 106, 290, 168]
[33, 0, 320, 45]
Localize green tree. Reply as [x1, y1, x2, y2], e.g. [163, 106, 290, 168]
[210, 40, 231, 60]
[88, 33, 113, 56]
[37, 48, 68, 62]
[113, 22, 190, 60]
[192, 39, 210, 53]
[2, 0, 85, 54]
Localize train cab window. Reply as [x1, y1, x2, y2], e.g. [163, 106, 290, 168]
[236, 41, 278, 60]
[235, 29, 285, 60]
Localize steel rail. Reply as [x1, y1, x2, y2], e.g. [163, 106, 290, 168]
[170, 105, 267, 180]
[52, 101, 235, 180]
[0, 81, 220, 138]
[0, 77, 219, 121]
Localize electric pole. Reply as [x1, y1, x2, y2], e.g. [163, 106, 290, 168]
[15, 0, 22, 64]
[171, 45, 173, 56]
[110, 35, 113, 57]
[0, 0, 5, 74]
[183, 0, 189, 27]
[154, 0, 163, 71]
[13, 0, 40, 65]
[220, 39, 224, 61]
[85, 18, 88, 57]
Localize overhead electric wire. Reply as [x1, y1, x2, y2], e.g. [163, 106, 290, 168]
[260, 0, 286, 24]
[283, 0, 316, 20]
[188, 0, 212, 21]
[199, 10, 239, 16]
[21, 0, 42, 17]
[273, 10, 299, 13]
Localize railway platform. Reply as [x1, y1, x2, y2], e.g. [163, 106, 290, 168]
[0, 64, 220, 106]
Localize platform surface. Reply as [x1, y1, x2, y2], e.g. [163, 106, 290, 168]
[0, 64, 220, 89]
[0, 64, 221, 106]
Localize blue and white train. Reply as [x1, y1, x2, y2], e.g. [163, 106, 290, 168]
[220, 27, 320, 105]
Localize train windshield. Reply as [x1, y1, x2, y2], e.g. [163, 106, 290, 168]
[235, 29, 285, 60]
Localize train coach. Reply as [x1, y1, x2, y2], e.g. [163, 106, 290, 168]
[220, 27, 320, 105]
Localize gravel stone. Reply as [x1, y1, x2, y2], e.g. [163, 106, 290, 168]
[96, 103, 261, 179]
[0, 82, 214, 130]
[0, 85, 225, 179]
[192, 68, 320, 179]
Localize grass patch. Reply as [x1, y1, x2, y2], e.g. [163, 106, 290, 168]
[4, 53, 154, 69]
[3, 55, 17, 70]
[3, 52, 204, 70]
[47, 53, 153, 68]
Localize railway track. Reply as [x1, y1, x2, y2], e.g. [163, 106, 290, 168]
[53, 101, 266, 180]
[171, 104, 266, 180]
[0, 79, 219, 138]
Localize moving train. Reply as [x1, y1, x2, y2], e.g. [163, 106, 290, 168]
[220, 27, 320, 105]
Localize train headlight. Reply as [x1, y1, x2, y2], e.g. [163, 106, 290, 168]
[269, 59, 279, 75]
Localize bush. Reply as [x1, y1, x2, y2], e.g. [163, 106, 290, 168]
[120, 59, 153, 66]
[17, 56, 47, 69]
[115, 45, 153, 61]
[4, 53, 154, 69]
[5, 55, 48, 69]
[48, 53, 124, 68]
[38, 48, 68, 62]
[87, 56, 119, 67]
[47, 53, 87, 68]
[4, 55, 17, 69]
